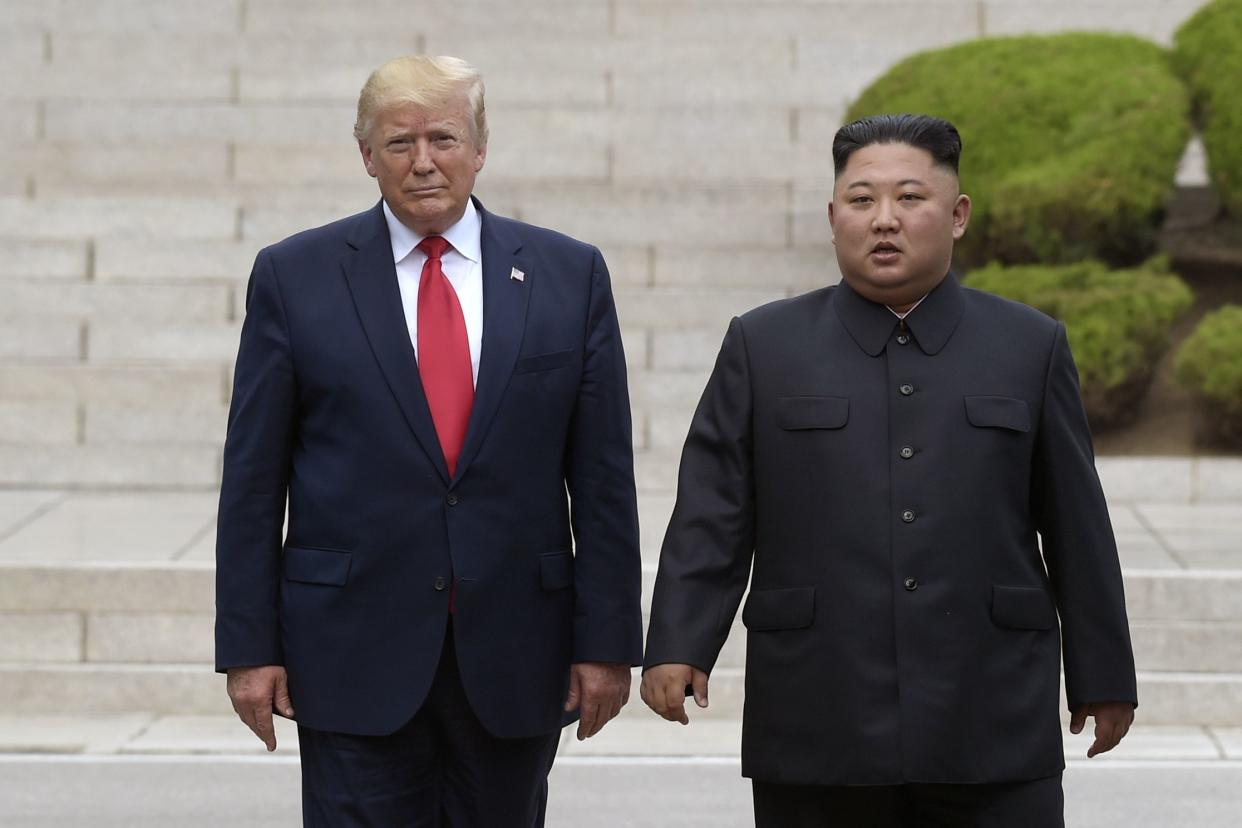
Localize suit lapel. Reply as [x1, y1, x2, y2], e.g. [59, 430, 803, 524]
[453, 202, 529, 483]
[341, 202, 451, 485]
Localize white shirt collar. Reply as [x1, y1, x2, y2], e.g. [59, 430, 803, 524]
[887, 293, 929, 320]
[382, 197, 482, 265]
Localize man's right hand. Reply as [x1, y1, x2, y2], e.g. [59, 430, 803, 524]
[226, 665, 294, 752]
[640, 663, 709, 725]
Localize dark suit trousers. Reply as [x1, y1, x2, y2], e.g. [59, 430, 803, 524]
[298, 623, 560, 828]
[753, 775, 1064, 828]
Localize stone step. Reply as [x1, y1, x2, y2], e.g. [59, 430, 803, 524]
[3, 563, 1240, 619]
[2, 563, 1240, 672]
[1, 659, 1239, 726]
[4, 605, 1240, 675]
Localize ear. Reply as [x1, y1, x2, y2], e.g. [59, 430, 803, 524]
[951, 193, 972, 240]
[359, 138, 378, 179]
[474, 142, 487, 174]
[827, 199, 836, 230]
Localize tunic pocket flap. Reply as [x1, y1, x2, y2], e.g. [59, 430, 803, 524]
[540, 550, 574, 590]
[742, 587, 816, 631]
[777, 396, 849, 430]
[515, 349, 574, 374]
[991, 585, 1056, 630]
[284, 546, 352, 586]
[965, 395, 1031, 432]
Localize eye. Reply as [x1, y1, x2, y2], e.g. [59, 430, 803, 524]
[387, 138, 411, 150]
[850, 195, 873, 205]
[900, 193, 924, 201]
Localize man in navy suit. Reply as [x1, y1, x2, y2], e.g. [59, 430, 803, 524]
[215, 55, 643, 827]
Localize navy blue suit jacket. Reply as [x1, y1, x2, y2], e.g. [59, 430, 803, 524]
[216, 198, 643, 738]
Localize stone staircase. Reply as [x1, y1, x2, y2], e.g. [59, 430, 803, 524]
[2, 0, 1235, 744]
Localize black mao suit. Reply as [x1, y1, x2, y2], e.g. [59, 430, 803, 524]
[645, 273, 1136, 787]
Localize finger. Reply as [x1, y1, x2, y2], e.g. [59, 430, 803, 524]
[577, 697, 600, 741]
[1069, 706, 1087, 735]
[252, 704, 277, 752]
[661, 679, 689, 725]
[564, 669, 581, 713]
[273, 671, 295, 718]
[1087, 717, 1117, 758]
[691, 670, 709, 709]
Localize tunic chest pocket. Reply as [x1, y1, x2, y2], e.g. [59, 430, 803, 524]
[964, 395, 1030, 432]
[777, 396, 849, 430]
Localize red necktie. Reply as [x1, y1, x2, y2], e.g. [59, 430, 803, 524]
[416, 236, 474, 477]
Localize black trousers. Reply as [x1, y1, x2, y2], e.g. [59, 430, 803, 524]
[298, 624, 560, 828]
[753, 774, 1064, 828]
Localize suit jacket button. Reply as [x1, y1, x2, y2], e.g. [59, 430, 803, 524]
[434, 577, 447, 591]
[899, 446, 915, 459]
[904, 577, 918, 591]
[446, 493, 459, 506]
[897, 334, 910, 345]
[899, 384, 915, 396]
[901, 509, 916, 523]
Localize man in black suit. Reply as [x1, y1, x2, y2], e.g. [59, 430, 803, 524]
[641, 114, 1136, 827]
[216, 55, 642, 826]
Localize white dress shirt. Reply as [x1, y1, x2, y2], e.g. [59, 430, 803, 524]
[887, 293, 928, 321]
[384, 198, 484, 387]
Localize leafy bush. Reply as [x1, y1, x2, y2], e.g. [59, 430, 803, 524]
[967, 258, 1194, 428]
[847, 34, 1190, 269]
[1174, 0, 1242, 218]
[1175, 305, 1242, 446]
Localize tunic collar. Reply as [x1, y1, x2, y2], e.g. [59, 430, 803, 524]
[832, 272, 965, 356]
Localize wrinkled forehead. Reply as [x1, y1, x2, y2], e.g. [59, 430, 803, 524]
[373, 96, 473, 134]
[835, 142, 958, 188]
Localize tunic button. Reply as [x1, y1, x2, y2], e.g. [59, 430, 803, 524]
[899, 446, 915, 459]
[434, 576, 447, 591]
[447, 493, 459, 506]
[896, 334, 910, 345]
[904, 577, 918, 591]
[899, 384, 915, 396]
[901, 510, 916, 523]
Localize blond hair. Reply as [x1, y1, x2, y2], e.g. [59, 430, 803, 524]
[354, 55, 487, 146]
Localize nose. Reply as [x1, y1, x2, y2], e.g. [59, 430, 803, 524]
[872, 199, 899, 232]
[411, 141, 436, 175]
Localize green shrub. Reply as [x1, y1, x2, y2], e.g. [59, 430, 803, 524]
[1175, 305, 1242, 446]
[967, 258, 1194, 428]
[847, 34, 1190, 269]
[1174, 0, 1242, 218]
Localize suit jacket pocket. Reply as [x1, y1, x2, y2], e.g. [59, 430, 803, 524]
[742, 587, 816, 631]
[964, 395, 1031, 432]
[991, 585, 1056, 630]
[284, 546, 352, 586]
[777, 396, 849, 431]
[515, 349, 575, 374]
[540, 550, 574, 590]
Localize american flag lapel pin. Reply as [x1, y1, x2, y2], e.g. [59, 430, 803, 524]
[510, 267, 525, 283]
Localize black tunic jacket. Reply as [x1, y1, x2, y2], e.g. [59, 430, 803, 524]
[644, 273, 1137, 785]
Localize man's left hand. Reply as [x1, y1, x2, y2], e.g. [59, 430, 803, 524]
[564, 662, 631, 741]
[1070, 701, 1134, 758]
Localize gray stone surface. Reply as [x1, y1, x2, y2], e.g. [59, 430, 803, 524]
[0, 756, 1240, 827]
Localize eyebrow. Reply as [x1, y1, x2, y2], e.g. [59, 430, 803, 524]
[846, 179, 928, 189]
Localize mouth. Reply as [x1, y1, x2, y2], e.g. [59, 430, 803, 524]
[870, 242, 901, 262]
[407, 186, 444, 195]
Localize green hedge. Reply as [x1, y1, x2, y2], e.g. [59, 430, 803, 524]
[967, 258, 1194, 428]
[847, 34, 1190, 269]
[1174, 0, 1242, 218]
[1175, 305, 1242, 446]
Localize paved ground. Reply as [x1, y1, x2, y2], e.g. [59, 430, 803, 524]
[2, 755, 1240, 827]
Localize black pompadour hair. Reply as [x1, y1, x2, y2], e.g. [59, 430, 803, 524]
[832, 114, 963, 175]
